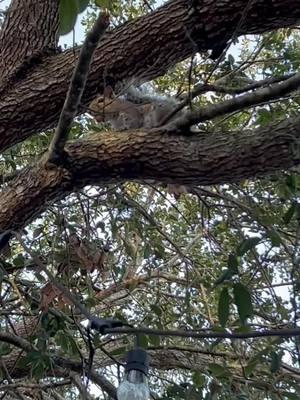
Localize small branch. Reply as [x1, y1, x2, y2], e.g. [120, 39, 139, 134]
[212, 73, 296, 94]
[0, 379, 71, 392]
[0, 331, 33, 352]
[47, 12, 110, 164]
[162, 74, 295, 125]
[51, 392, 66, 400]
[170, 71, 300, 131]
[104, 326, 300, 340]
[121, 196, 187, 260]
[54, 357, 117, 399]
[70, 373, 93, 400]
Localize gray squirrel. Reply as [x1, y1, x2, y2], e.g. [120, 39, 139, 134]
[89, 85, 182, 130]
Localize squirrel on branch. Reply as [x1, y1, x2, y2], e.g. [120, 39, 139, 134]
[89, 85, 183, 130]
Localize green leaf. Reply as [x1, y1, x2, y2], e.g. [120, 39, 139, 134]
[110, 346, 127, 356]
[215, 253, 240, 285]
[236, 237, 261, 256]
[192, 371, 206, 387]
[143, 243, 151, 258]
[55, 331, 69, 352]
[77, 0, 89, 12]
[233, 283, 254, 325]
[282, 392, 300, 400]
[214, 268, 237, 285]
[296, 203, 300, 221]
[227, 253, 239, 272]
[244, 360, 258, 377]
[283, 203, 296, 224]
[218, 287, 230, 327]
[236, 395, 249, 400]
[228, 54, 235, 66]
[68, 336, 80, 356]
[33, 226, 44, 238]
[55, 330, 78, 356]
[286, 174, 298, 194]
[0, 268, 4, 283]
[31, 361, 45, 380]
[0, 343, 11, 356]
[208, 363, 230, 378]
[148, 334, 160, 347]
[268, 229, 282, 247]
[59, 0, 78, 35]
[138, 334, 148, 349]
[13, 254, 25, 268]
[150, 304, 162, 317]
[95, 0, 114, 9]
[270, 351, 281, 373]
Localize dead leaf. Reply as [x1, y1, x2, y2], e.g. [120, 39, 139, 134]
[40, 282, 61, 312]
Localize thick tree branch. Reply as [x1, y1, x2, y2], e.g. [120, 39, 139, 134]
[1, 340, 299, 395]
[1, 0, 300, 151]
[0, 116, 299, 232]
[47, 12, 110, 164]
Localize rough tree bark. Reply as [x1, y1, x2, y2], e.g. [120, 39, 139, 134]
[1, 336, 299, 395]
[0, 0, 59, 92]
[0, 117, 299, 232]
[0, 0, 300, 150]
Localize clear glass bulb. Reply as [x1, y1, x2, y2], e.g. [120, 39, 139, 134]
[117, 370, 150, 400]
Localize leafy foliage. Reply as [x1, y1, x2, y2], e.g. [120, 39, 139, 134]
[2, 1, 300, 400]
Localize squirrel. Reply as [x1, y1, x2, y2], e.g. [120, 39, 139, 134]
[89, 85, 190, 199]
[89, 85, 181, 130]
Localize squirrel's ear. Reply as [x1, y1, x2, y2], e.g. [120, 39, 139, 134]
[103, 86, 114, 99]
[140, 103, 153, 113]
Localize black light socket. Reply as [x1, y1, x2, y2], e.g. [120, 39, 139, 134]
[125, 347, 149, 376]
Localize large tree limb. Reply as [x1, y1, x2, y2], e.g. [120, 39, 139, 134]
[0, 117, 299, 232]
[1, 0, 300, 151]
[2, 346, 299, 397]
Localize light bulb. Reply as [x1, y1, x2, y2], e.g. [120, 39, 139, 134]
[117, 370, 150, 400]
[117, 348, 150, 400]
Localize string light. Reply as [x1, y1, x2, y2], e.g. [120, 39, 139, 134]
[117, 346, 150, 400]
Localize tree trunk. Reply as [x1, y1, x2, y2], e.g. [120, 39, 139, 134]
[0, 0, 59, 88]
